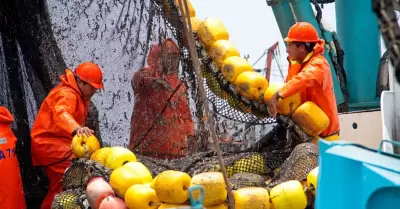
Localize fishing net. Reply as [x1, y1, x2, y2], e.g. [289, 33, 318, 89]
[52, 189, 87, 209]
[62, 158, 112, 191]
[52, 117, 315, 208]
[200, 45, 276, 124]
[267, 142, 319, 188]
[0, 0, 320, 207]
[52, 159, 110, 209]
[228, 172, 267, 190]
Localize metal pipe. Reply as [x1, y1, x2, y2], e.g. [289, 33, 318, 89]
[336, 0, 381, 110]
[288, 0, 346, 105]
[267, 0, 296, 40]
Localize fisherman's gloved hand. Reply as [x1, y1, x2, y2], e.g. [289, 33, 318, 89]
[73, 126, 94, 137]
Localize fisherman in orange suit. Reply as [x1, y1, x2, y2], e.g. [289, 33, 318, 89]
[31, 62, 104, 209]
[0, 106, 26, 209]
[129, 38, 195, 159]
[268, 22, 340, 141]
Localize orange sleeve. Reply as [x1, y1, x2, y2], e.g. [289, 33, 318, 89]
[279, 60, 324, 99]
[52, 90, 81, 135]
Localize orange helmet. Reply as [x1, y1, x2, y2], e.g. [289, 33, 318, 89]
[284, 22, 320, 43]
[74, 62, 104, 89]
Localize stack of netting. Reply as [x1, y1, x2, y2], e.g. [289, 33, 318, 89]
[52, 139, 319, 209]
[156, 0, 278, 125]
[53, 0, 324, 208]
[157, 0, 330, 141]
[52, 159, 112, 208]
[141, 1, 322, 208]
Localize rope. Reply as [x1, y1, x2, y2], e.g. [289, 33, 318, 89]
[176, 0, 235, 208]
[309, 0, 350, 104]
[289, 2, 298, 22]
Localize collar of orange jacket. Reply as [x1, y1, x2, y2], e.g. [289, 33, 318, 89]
[59, 69, 82, 96]
[288, 40, 325, 65]
[0, 106, 14, 124]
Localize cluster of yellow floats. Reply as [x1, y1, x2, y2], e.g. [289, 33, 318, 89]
[67, 1, 329, 208]
[181, 0, 329, 138]
[71, 135, 319, 209]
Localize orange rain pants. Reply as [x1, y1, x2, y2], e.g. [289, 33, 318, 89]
[0, 106, 26, 209]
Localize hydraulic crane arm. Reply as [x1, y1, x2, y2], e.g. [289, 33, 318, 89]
[265, 41, 280, 82]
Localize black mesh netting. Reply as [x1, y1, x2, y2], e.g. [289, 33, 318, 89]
[52, 141, 317, 208]
[52, 189, 87, 209]
[201, 49, 276, 124]
[62, 158, 112, 191]
[1, 0, 317, 208]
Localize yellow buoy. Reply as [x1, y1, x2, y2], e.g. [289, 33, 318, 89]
[234, 187, 271, 209]
[188, 17, 202, 32]
[154, 170, 192, 204]
[210, 40, 240, 69]
[125, 184, 161, 209]
[150, 176, 157, 189]
[270, 180, 308, 209]
[207, 203, 228, 209]
[235, 71, 269, 101]
[71, 135, 100, 158]
[174, 0, 195, 17]
[158, 203, 190, 209]
[307, 166, 319, 195]
[90, 147, 112, 165]
[292, 101, 330, 137]
[263, 82, 301, 116]
[197, 18, 229, 49]
[109, 163, 153, 198]
[221, 56, 253, 83]
[190, 172, 227, 206]
[104, 147, 137, 170]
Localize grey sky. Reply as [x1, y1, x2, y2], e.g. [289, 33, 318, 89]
[191, 0, 389, 83]
[191, 0, 337, 82]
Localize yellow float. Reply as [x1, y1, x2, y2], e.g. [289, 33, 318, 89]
[292, 101, 330, 137]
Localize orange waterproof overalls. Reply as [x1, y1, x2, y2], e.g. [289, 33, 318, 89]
[0, 106, 26, 209]
[31, 69, 89, 209]
[129, 39, 194, 159]
[279, 40, 340, 139]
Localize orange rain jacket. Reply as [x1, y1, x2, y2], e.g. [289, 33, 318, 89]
[129, 40, 194, 159]
[31, 69, 89, 209]
[0, 107, 26, 209]
[279, 40, 340, 138]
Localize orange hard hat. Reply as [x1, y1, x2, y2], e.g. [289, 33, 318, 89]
[74, 62, 104, 89]
[284, 22, 320, 43]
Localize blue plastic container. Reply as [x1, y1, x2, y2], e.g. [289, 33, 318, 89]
[316, 140, 400, 209]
